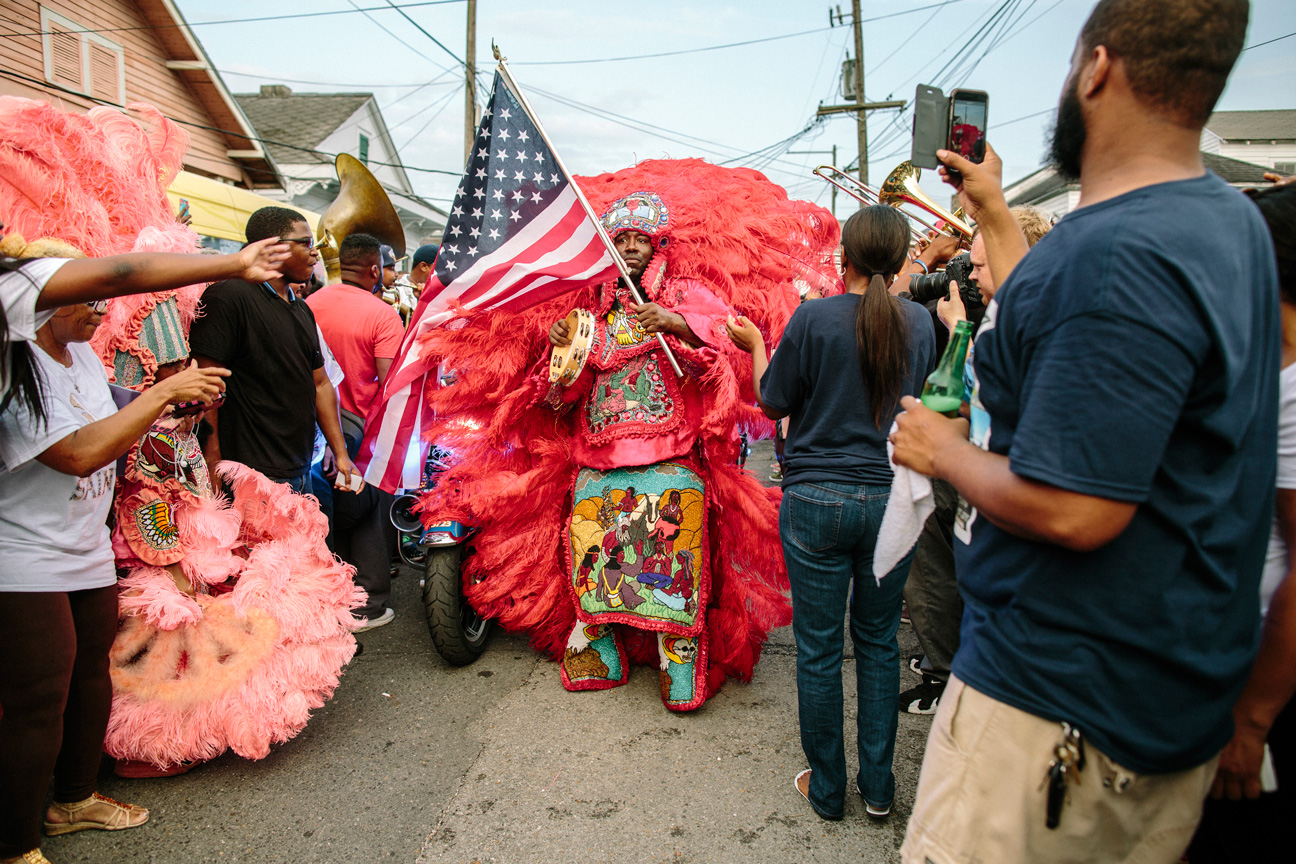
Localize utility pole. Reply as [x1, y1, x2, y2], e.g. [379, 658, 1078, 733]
[464, 0, 477, 164]
[850, 0, 867, 186]
[823, 3, 904, 187]
[789, 145, 839, 217]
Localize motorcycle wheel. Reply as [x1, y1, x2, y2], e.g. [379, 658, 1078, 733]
[422, 545, 491, 666]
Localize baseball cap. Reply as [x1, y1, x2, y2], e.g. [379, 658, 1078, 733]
[412, 244, 440, 265]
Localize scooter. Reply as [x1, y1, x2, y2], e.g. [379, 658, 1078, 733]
[390, 446, 492, 666]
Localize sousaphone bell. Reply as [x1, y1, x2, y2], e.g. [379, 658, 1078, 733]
[315, 153, 407, 282]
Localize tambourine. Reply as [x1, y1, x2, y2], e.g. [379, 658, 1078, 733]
[548, 308, 595, 385]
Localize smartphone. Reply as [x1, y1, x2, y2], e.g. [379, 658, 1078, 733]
[172, 392, 225, 417]
[946, 89, 989, 182]
[911, 84, 948, 170]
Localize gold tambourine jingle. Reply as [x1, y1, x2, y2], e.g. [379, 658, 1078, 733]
[549, 308, 596, 386]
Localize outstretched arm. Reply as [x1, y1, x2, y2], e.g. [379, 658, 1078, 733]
[35, 238, 290, 311]
[937, 144, 1030, 290]
[724, 314, 784, 420]
[39, 362, 229, 477]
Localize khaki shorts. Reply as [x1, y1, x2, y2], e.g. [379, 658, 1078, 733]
[900, 675, 1217, 864]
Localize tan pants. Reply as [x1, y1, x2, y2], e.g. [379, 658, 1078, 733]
[900, 676, 1217, 864]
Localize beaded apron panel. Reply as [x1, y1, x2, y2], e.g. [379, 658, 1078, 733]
[568, 462, 707, 635]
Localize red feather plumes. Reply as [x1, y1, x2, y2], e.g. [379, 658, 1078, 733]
[416, 160, 839, 690]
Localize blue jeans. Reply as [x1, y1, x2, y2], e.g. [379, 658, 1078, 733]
[780, 480, 914, 819]
[274, 471, 313, 495]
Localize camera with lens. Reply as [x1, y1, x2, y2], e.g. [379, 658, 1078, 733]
[905, 252, 981, 310]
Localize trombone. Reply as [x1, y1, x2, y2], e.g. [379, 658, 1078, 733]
[813, 162, 974, 247]
[813, 165, 926, 245]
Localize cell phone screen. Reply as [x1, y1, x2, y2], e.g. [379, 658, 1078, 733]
[949, 92, 988, 164]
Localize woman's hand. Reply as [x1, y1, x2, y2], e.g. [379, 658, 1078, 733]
[236, 237, 292, 283]
[937, 281, 968, 334]
[725, 314, 764, 355]
[154, 361, 230, 406]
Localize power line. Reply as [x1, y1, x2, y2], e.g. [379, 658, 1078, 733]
[398, 87, 461, 150]
[511, 1, 968, 67]
[0, 0, 466, 38]
[348, 0, 456, 73]
[217, 69, 458, 89]
[0, 67, 461, 178]
[1244, 31, 1296, 51]
[383, 0, 465, 67]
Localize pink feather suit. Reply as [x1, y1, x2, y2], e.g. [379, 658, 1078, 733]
[414, 160, 841, 710]
[0, 95, 364, 769]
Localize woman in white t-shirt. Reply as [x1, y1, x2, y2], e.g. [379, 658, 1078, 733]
[0, 300, 229, 864]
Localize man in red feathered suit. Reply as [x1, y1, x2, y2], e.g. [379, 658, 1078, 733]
[416, 160, 841, 712]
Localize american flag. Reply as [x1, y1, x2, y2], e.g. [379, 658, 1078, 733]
[358, 71, 621, 492]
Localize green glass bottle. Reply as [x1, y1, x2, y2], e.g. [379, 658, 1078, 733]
[921, 319, 973, 415]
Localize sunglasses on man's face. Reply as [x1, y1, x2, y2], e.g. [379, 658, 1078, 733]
[84, 300, 108, 314]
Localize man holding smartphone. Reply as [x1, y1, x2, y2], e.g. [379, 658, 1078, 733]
[891, 0, 1273, 861]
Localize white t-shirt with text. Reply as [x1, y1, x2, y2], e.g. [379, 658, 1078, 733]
[0, 340, 118, 591]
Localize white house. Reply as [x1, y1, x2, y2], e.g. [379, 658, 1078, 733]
[234, 85, 445, 254]
[1004, 150, 1273, 220]
[1201, 109, 1296, 176]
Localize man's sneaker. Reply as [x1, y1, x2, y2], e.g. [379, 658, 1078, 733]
[899, 675, 945, 715]
[907, 653, 925, 675]
[355, 607, 395, 632]
[900, 604, 911, 625]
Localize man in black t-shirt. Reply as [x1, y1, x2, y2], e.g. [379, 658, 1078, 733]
[190, 207, 359, 494]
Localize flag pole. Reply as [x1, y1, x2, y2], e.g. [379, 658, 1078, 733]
[492, 44, 684, 378]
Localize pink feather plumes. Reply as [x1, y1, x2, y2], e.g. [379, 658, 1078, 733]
[0, 97, 207, 384]
[0, 97, 189, 257]
[415, 160, 839, 695]
[105, 462, 364, 768]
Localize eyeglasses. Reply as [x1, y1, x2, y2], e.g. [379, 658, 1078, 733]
[85, 300, 108, 314]
[281, 236, 316, 250]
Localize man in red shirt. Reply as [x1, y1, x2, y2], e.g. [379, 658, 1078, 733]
[306, 234, 404, 423]
[306, 232, 404, 630]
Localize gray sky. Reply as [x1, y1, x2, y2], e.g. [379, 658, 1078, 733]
[180, 0, 1296, 214]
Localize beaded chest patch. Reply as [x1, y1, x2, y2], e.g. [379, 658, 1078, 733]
[568, 462, 707, 634]
[586, 352, 675, 437]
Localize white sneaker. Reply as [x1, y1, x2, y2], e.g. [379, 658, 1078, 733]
[355, 607, 395, 632]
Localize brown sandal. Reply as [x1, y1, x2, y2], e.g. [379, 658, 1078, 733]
[43, 792, 149, 836]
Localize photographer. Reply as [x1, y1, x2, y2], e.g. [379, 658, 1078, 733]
[896, 232, 981, 356]
[899, 206, 1051, 718]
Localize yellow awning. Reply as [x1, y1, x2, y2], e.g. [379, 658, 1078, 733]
[165, 171, 319, 243]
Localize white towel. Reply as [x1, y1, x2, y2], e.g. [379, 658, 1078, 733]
[873, 421, 935, 582]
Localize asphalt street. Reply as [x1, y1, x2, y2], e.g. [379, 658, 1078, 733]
[47, 440, 932, 864]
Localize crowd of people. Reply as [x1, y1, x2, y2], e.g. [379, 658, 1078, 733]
[0, 0, 1292, 862]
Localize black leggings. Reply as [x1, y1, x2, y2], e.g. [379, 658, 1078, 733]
[0, 585, 118, 857]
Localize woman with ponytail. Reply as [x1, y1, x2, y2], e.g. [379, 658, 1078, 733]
[727, 205, 936, 822]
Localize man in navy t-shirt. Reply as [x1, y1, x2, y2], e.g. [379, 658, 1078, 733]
[891, 1, 1276, 861]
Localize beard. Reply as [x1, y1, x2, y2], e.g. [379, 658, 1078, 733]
[1048, 83, 1086, 181]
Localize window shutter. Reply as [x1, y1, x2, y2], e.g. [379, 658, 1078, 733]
[88, 42, 121, 103]
[48, 23, 82, 90]
[359, 134, 370, 165]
